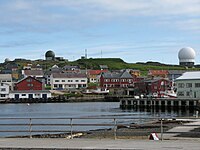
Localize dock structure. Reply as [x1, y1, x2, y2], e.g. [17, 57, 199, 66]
[120, 98, 200, 109]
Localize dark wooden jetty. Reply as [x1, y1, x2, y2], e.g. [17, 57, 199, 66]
[120, 98, 200, 109]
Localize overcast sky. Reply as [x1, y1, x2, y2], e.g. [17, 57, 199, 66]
[0, 0, 200, 64]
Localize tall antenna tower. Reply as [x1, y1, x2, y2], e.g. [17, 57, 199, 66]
[85, 49, 87, 59]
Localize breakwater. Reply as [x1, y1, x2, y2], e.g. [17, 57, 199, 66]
[120, 98, 200, 109]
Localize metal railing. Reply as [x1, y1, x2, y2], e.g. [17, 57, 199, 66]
[0, 117, 199, 140]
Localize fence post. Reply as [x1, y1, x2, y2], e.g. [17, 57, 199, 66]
[160, 118, 163, 141]
[29, 118, 32, 138]
[70, 118, 73, 139]
[113, 118, 117, 140]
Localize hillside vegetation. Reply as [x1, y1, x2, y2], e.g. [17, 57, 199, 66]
[4, 58, 200, 76]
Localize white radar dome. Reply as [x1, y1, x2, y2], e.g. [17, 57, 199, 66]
[178, 47, 196, 62]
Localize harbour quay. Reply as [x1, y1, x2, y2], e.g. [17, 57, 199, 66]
[120, 98, 200, 109]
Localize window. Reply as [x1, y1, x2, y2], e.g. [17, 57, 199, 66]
[1, 88, 6, 91]
[62, 80, 65, 82]
[81, 80, 86, 82]
[104, 79, 110, 82]
[178, 83, 184, 88]
[76, 80, 79, 82]
[55, 80, 59, 82]
[35, 94, 40, 96]
[0, 94, 5, 97]
[22, 94, 26, 96]
[186, 83, 192, 88]
[128, 79, 132, 83]
[27, 84, 33, 87]
[195, 83, 200, 88]
[27, 79, 32, 82]
[186, 91, 190, 96]
[177, 91, 184, 96]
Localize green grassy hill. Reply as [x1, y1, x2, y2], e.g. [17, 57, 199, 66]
[3, 58, 200, 76]
[72, 58, 200, 75]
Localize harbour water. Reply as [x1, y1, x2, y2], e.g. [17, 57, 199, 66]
[0, 102, 196, 137]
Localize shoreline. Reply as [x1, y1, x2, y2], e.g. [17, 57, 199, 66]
[10, 119, 191, 139]
[0, 95, 120, 104]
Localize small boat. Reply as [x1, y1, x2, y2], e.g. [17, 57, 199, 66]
[90, 88, 109, 94]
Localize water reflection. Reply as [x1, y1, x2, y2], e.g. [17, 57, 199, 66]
[0, 102, 196, 137]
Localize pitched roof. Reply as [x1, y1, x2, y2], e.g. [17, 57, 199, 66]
[88, 70, 108, 75]
[102, 71, 132, 79]
[168, 70, 186, 75]
[0, 74, 12, 80]
[148, 70, 168, 75]
[99, 65, 108, 69]
[175, 71, 200, 80]
[16, 76, 42, 84]
[63, 65, 79, 70]
[144, 77, 169, 83]
[52, 73, 87, 78]
[24, 70, 44, 76]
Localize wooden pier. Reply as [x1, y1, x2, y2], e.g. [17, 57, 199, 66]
[120, 98, 200, 109]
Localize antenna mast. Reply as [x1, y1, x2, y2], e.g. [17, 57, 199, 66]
[85, 49, 87, 59]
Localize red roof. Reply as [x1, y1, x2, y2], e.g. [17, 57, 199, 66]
[88, 70, 108, 75]
[148, 70, 169, 75]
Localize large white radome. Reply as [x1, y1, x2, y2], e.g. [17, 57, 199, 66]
[178, 47, 196, 62]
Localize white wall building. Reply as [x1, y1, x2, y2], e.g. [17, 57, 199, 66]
[50, 73, 87, 90]
[0, 83, 10, 99]
[0, 74, 13, 90]
[175, 71, 200, 98]
[9, 90, 52, 99]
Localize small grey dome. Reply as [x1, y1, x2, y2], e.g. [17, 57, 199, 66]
[5, 58, 11, 62]
[45, 50, 55, 57]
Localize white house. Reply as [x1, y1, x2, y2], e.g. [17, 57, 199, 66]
[0, 83, 10, 99]
[175, 71, 200, 98]
[0, 74, 13, 90]
[50, 73, 87, 90]
[9, 90, 52, 99]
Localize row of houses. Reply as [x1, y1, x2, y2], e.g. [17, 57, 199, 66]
[0, 82, 51, 100]
[1, 62, 200, 99]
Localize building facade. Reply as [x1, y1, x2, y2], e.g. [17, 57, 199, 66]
[50, 73, 87, 90]
[135, 78, 171, 97]
[100, 71, 134, 88]
[88, 70, 108, 83]
[175, 71, 200, 98]
[9, 90, 51, 99]
[0, 83, 10, 99]
[15, 76, 43, 91]
[0, 74, 13, 90]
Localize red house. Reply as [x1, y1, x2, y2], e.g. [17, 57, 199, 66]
[100, 71, 134, 88]
[15, 76, 43, 91]
[135, 78, 172, 97]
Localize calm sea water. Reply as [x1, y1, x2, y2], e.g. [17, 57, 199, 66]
[0, 102, 195, 137]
